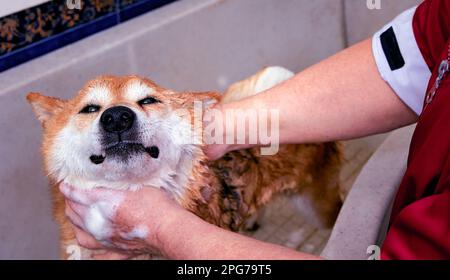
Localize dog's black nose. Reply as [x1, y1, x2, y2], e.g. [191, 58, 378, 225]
[100, 106, 135, 133]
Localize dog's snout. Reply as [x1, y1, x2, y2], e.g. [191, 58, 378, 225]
[100, 106, 135, 133]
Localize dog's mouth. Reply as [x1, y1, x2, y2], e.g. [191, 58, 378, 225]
[90, 142, 159, 164]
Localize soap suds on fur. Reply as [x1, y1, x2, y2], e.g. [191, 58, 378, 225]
[122, 225, 149, 240]
[83, 191, 124, 241]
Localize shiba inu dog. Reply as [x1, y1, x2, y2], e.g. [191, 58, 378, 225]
[27, 67, 343, 259]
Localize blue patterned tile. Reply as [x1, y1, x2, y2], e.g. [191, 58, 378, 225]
[0, 0, 177, 72]
[118, 0, 177, 22]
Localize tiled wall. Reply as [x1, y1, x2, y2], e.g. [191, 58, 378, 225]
[0, 0, 424, 259]
[0, 0, 423, 73]
[0, 0, 177, 72]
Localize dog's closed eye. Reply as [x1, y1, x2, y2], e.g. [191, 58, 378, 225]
[79, 104, 101, 114]
[138, 97, 160, 106]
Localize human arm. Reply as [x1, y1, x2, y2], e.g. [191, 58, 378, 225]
[206, 38, 418, 160]
[61, 184, 321, 260]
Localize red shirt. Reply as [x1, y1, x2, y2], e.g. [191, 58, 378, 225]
[379, 0, 450, 259]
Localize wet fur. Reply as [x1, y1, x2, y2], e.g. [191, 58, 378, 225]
[27, 68, 342, 259]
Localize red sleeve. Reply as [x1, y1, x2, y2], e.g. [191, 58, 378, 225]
[413, 0, 450, 70]
[381, 181, 450, 260]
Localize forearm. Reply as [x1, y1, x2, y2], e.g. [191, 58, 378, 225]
[220, 38, 417, 148]
[154, 210, 320, 260]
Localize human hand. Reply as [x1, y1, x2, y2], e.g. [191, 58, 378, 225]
[203, 103, 259, 161]
[60, 183, 183, 259]
[202, 104, 232, 161]
[203, 143, 230, 161]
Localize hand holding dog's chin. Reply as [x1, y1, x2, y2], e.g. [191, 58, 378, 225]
[60, 183, 184, 259]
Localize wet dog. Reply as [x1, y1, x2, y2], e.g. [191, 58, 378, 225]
[27, 67, 342, 259]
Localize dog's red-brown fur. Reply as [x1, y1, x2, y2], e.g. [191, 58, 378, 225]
[27, 72, 342, 259]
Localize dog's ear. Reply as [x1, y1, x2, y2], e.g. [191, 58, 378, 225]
[26, 92, 66, 126]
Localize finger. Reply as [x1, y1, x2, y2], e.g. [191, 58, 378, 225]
[59, 183, 94, 205]
[72, 225, 104, 250]
[65, 201, 86, 230]
[91, 250, 134, 260]
[66, 199, 89, 217]
[90, 186, 126, 203]
[60, 183, 125, 206]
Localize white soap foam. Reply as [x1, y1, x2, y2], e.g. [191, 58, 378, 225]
[85, 204, 111, 240]
[83, 191, 124, 241]
[122, 225, 149, 240]
[63, 184, 151, 249]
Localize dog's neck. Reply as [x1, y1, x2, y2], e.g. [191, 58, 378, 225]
[59, 143, 247, 231]
[61, 143, 211, 204]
